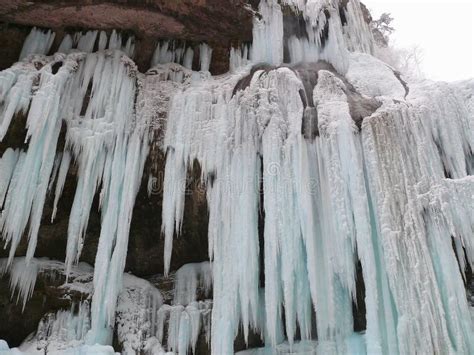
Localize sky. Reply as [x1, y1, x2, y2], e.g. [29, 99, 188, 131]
[362, 0, 474, 81]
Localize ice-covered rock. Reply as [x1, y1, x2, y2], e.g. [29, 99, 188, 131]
[0, 0, 473, 354]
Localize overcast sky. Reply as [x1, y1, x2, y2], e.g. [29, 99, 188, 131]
[363, 0, 474, 82]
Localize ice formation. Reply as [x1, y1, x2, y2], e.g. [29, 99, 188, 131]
[20, 301, 91, 353]
[173, 262, 212, 306]
[115, 275, 164, 354]
[0, 0, 473, 354]
[151, 41, 213, 72]
[155, 301, 212, 355]
[19, 28, 55, 61]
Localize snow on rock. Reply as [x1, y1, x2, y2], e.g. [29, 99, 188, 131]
[115, 274, 164, 354]
[346, 52, 406, 99]
[1, 258, 167, 354]
[0, 257, 94, 309]
[18, 301, 91, 354]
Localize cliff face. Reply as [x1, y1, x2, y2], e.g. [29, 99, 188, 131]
[0, 0, 254, 73]
[0, 2, 241, 347]
[1, 1, 472, 354]
[0, 1, 377, 350]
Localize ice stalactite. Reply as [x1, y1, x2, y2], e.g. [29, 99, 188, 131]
[19, 27, 55, 60]
[152, 41, 188, 68]
[155, 301, 212, 355]
[229, 45, 251, 73]
[1, 53, 79, 266]
[19, 301, 92, 353]
[55, 29, 136, 57]
[250, 0, 284, 65]
[199, 44, 213, 72]
[0, 47, 149, 347]
[151, 41, 212, 72]
[253, 0, 373, 72]
[173, 262, 212, 306]
[51, 151, 71, 222]
[0, 257, 39, 311]
[0, 149, 20, 206]
[108, 30, 136, 59]
[0, 63, 36, 140]
[151, 41, 213, 72]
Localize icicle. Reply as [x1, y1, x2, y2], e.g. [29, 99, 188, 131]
[76, 30, 98, 53]
[19, 27, 55, 60]
[98, 31, 108, 51]
[151, 41, 189, 68]
[183, 47, 194, 70]
[0, 148, 20, 207]
[2, 257, 39, 310]
[361, 93, 474, 353]
[173, 262, 212, 306]
[0, 62, 37, 141]
[48, 153, 62, 192]
[250, 0, 284, 65]
[229, 45, 250, 73]
[51, 150, 71, 222]
[157, 301, 209, 354]
[199, 44, 213, 72]
[87, 57, 149, 344]
[58, 34, 74, 54]
[105, 31, 133, 58]
[1, 53, 78, 266]
[26, 301, 92, 352]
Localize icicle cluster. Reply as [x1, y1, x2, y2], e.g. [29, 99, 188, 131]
[151, 41, 213, 72]
[21, 302, 91, 353]
[1, 0, 473, 354]
[252, 0, 373, 72]
[0, 33, 148, 344]
[159, 1, 473, 353]
[173, 262, 212, 306]
[19, 27, 55, 60]
[155, 301, 212, 355]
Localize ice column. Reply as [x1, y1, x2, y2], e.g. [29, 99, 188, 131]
[19, 27, 55, 60]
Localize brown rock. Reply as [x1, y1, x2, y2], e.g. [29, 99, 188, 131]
[0, 0, 254, 73]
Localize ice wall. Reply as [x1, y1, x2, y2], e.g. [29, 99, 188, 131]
[19, 27, 55, 61]
[151, 41, 213, 72]
[0, 47, 148, 345]
[252, 0, 373, 72]
[0, 0, 473, 354]
[159, 1, 473, 352]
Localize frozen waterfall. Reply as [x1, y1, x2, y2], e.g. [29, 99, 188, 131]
[0, 0, 473, 354]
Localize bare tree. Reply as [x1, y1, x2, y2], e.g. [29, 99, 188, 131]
[371, 13, 395, 47]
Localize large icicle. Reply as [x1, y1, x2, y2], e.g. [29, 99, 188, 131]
[19, 27, 55, 60]
[1, 53, 79, 266]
